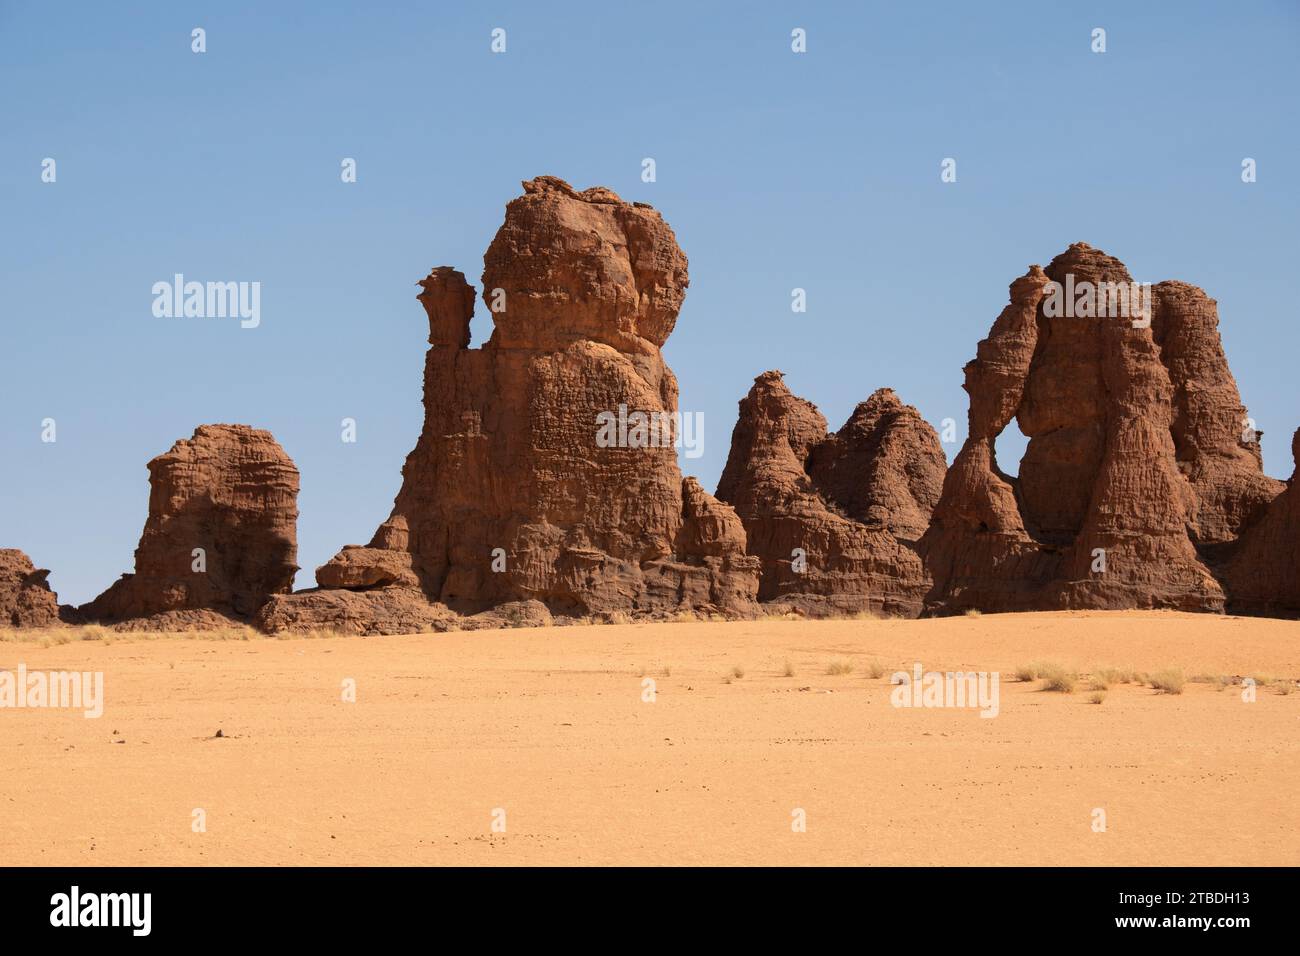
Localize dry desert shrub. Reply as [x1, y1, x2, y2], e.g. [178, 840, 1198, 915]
[865, 660, 888, 679]
[1039, 664, 1077, 693]
[0, 627, 53, 644]
[782, 659, 795, 677]
[307, 628, 353, 640]
[1014, 662, 1041, 683]
[1088, 691, 1107, 705]
[1243, 674, 1295, 694]
[1149, 670, 1185, 695]
[825, 659, 855, 676]
[1091, 667, 1136, 688]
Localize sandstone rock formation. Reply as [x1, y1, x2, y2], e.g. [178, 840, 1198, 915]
[16, 206, 1296, 630]
[1223, 428, 1300, 615]
[81, 425, 299, 628]
[0, 549, 61, 628]
[266, 176, 759, 632]
[920, 243, 1283, 613]
[256, 587, 459, 636]
[715, 372, 946, 616]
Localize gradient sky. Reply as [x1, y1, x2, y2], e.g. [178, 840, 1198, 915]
[3, 1, 1298, 604]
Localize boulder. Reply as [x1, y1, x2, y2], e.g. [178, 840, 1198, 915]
[0, 549, 61, 628]
[80, 425, 299, 626]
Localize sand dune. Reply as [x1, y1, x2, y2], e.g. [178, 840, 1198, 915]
[1, 611, 1296, 866]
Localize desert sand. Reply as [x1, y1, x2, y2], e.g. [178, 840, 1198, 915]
[1, 610, 1297, 867]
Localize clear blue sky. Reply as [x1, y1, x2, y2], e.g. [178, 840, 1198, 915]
[3, 1, 1297, 605]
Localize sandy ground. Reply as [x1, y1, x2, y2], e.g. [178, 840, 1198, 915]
[1, 610, 1297, 866]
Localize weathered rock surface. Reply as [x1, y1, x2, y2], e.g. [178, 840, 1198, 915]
[1223, 429, 1300, 615]
[282, 176, 758, 632]
[0, 549, 61, 628]
[80, 425, 299, 627]
[1152, 280, 1283, 546]
[255, 587, 458, 636]
[715, 371, 945, 616]
[920, 243, 1283, 613]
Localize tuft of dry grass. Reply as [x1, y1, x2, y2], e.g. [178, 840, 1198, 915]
[964, 608, 982, 618]
[1271, 679, 1294, 696]
[730, 665, 745, 680]
[1039, 664, 1077, 693]
[825, 659, 855, 676]
[1014, 662, 1041, 683]
[1149, 669, 1185, 695]
[865, 660, 887, 680]
[1088, 690, 1107, 705]
[781, 659, 795, 678]
[1091, 667, 1136, 689]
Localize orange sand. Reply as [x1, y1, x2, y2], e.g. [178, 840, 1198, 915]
[1, 610, 1297, 866]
